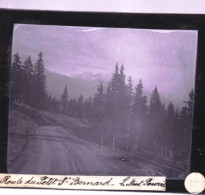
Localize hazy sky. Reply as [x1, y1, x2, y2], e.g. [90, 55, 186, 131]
[12, 24, 198, 107]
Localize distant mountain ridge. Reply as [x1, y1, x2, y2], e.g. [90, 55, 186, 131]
[45, 69, 108, 100]
[72, 72, 106, 81]
[45, 69, 181, 108]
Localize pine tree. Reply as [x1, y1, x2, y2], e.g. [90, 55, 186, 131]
[103, 64, 131, 149]
[46, 94, 52, 110]
[10, 52, 23, 103]
[133, 79, 147, 116]
[126, 76, 134, 150]
[60, 85, 69, 113]
[33, 52, 46, 109]
[119, 64, 126, 86]
[77, 94, 84, 119]
[84, 97, 92, 120]
[161, 103, 165, 114]
[103, 82, 115, 146]
[23, 56, 34, 105]
[110, 64, 130, 149]
[177, 105, 190, 152]
[167, 102, 175, 119]
[187, 89, 194, 119]
[92, 82, 105, 149]
[176, 90, 194, 153]
[68, 98, 77, 117]
[110, 63, 119, 92]
[175, 108, 179, 120]
[109, 64, 120, 148]
[104, 82, 113, 117]
[131, 79, 148, 150]
[163, 102, 176, 148]
[51, 96, 58, 112]
[127, 76, 134, 104]
[149, 87, 161, 116]
[92, 82, 104, 122]
[148, 86, 163, 146]
[179, 105, 188, 125]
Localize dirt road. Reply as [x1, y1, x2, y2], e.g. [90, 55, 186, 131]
[8, 125, 178, 176]
[8, 126, 88, 174]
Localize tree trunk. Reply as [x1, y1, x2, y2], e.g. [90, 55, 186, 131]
[100, 125, 104, 150]
[126, 134, 130, 151]
[112, 136, 115, 149]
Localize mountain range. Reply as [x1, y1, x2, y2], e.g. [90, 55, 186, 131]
[45, 69, 182, 108]
[45, 69, 108, 100]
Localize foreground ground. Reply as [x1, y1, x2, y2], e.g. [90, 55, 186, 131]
[8, 105, 185, 177]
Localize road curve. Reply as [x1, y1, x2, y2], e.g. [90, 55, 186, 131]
[8, 126, 85, 174]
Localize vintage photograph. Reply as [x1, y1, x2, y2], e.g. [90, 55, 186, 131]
[7, 24, 197, 179]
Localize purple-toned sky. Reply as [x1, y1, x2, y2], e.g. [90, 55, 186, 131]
[12, 24, 198, 107]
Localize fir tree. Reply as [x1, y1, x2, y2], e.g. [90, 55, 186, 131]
[84, 97, 92, 120]
[126, 76, 134, 150]
[51, 96, 59, 112]
[187, 89, 194, 119]
[23, 56, 34, 105]
[33, 52, 46, 109]
[133, 79, 147, 116]
[127, 76, 134, 104]
[10, 52, 23, 103]
[60, 85, 69, 113]
[163, 102, 176, 148]
[148, 86, 163, 146]
[92, 82, 104, 123]
[68, 98, 77, 117]
[131, 79, 148, 150]
[149, 87, 161, 116]
[92, 82, 105, 149]
[77, 94, 84, 119]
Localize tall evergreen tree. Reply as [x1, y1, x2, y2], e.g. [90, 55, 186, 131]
[133, 79, 147, 116]
[104, 64, 131, 149]
[110, 64, 130, 148]
[149, 86, 163, 146]
[119, 64, 126, 86]
[110, 63, 119, 92]
[126, 76, 134, 150]
[77, 94, 84, 119]
[23, 56, 34, 105]
[68, 98, 77, 117]
[166, 102, 175, 119]
[84, 97, 92, 120]
[131, 79, 148, 150]
[149, 87, 162, 116]
[92, 82, 105, 149]
[33, 52, 46, 109]
[109, 63, 120, 148]
[60, 85, 69, 113]
[103, 82, 115, 146]
[51, 96, 59, 112]
[10, 52, 23, 103]
[163, 102, 176, 148]
[92, 82, 104, 123]
[177, 104, 190, 152]
[187, 89, 194, 119]
[127, 76, 134, 104]
[179, 105, 188, 126]
[104, 82, 113, 118]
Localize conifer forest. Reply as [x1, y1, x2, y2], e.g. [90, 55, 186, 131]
[8, 26, 197, 179]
